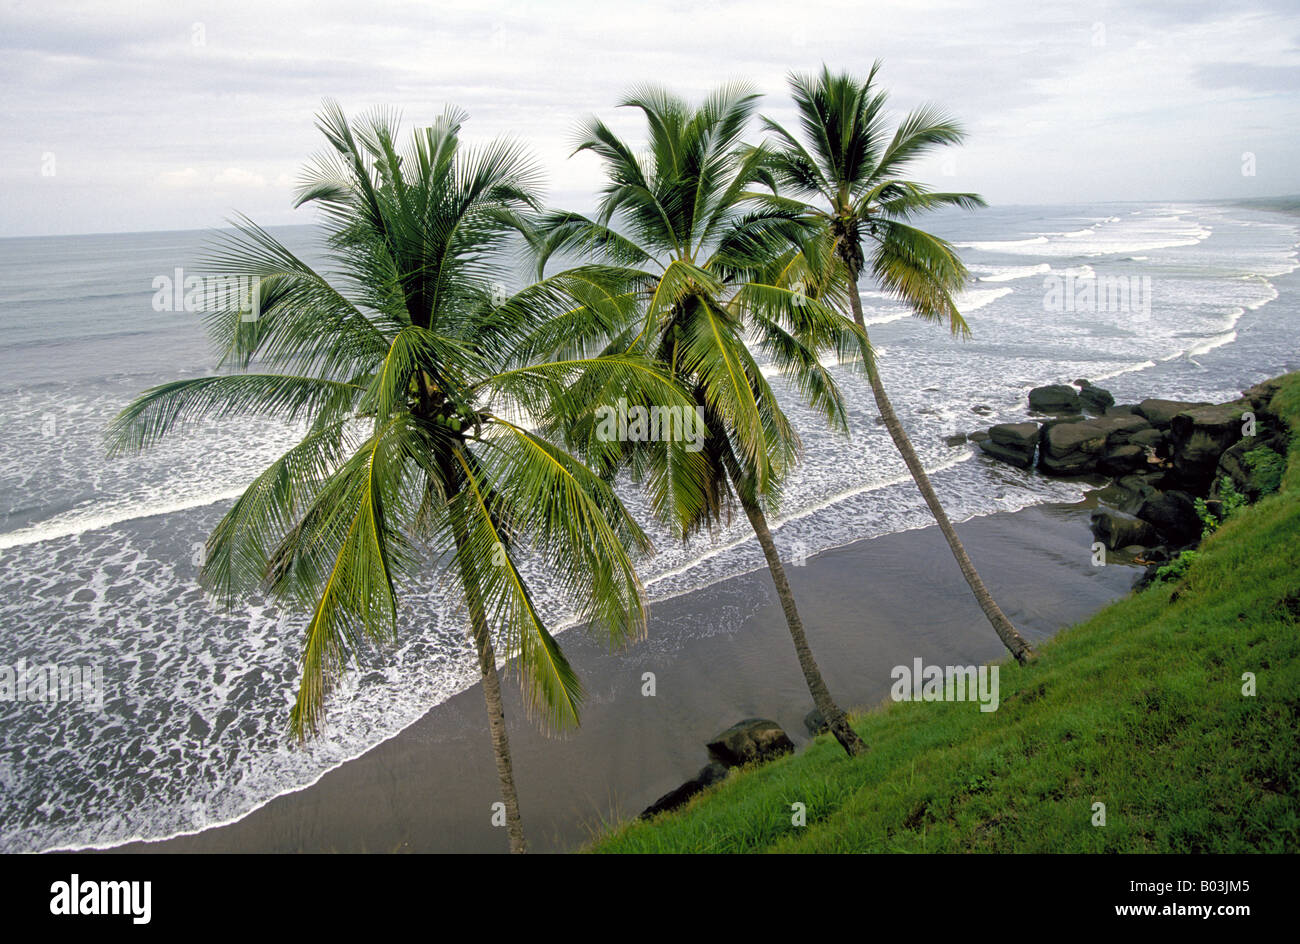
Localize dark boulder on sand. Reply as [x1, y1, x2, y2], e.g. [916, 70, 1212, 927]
[1029, 384, 1081, 414]
[1090, 510, 1157, 550]
[639, 763, 729, 819]
[706, 719, 795, 768]
[1135, 488, 1201, 546]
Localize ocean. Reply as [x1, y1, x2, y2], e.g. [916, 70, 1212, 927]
[0, 202, 1296, 852]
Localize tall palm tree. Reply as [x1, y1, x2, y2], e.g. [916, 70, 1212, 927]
[532, 84, 870, 756]
[760, 64, 1036, 664]
[107, 102, 693, 852]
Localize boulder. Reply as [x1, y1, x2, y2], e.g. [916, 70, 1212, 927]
[970, 404, 994, 416]
[968, 430, 990, 443]
[706, 719, 795, 768]
[1135, 489, 1201, 546]
[1100, 443, 1145, 475]
[1130, 427, 1166, 451]
[1090, 510, 1157, 550]
[1038, 418, 1109, 475]
[944, 433, 968, 447]
[1135, 398, 1211, 429]
[1079, 385, 1115, 415]
[639, 763, 729, 819]
[1094, 413, 1153, 446]
[979, 422, 1039, 468]
[1095, 481, 1142, 512]
[1029, 384, 1081, 414]
[1216, 438, 1287, 501]
[1106, 403, 1139, 416]
[1168, 401, 1247, 486]
[1242, 377, 1285, 413]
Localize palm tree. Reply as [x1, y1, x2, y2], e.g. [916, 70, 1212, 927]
[532, 84, 870, 756]
[107, 102, 693, 852]
[760, 64, 1036, 664]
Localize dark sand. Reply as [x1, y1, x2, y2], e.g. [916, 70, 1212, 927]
[115, 494, 1138, 854]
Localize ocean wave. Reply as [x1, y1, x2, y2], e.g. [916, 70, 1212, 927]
[956, 287, 1013, 312]
[955, 235, 1049, 251]
[976, 263, 1051, 283]
[0, 490, 245, 551]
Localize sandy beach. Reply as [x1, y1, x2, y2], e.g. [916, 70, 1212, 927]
[107, 492, 1138, 854]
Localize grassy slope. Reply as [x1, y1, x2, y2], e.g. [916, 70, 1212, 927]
[591, 374, 1300, 853]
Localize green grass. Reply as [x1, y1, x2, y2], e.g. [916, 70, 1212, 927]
[590, 374, 1300, 853]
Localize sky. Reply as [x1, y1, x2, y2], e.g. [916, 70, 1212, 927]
[2, 0, 1298, 237]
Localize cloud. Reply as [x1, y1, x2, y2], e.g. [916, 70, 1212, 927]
[2, 0, 1299, 235]
[212, 168, 267, 187]
[1194, 62, 1300, 92]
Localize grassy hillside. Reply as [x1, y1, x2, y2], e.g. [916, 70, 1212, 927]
[591, 374, 1300, 853]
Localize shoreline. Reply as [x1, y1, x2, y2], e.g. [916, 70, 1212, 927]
[105, 489, 1138, 854]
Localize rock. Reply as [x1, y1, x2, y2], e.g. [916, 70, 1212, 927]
[1074, 378, 1092, 389]
[1029, 384, 1081, 414]
[1216, 438, 1287, 501]
[1095, 413, 1153, 446]
[1130, 427, 1166, 450]
[1106, 403, 1139, 416]
[970, 404, 994, 416]
[1135, 489, 1201, 546]
[1079, 385, 1115, 415]
[991, 422, 1040, 447]
[979, 422, 1039, 468]
[1090, 510, 1157, 550]
[1168, 401, 1247, 487]
[968, 430, 990, 443]
[1095, 481, 1140, 511]
[804, 708, 828, 736]
[706, 719, 796, 768]
[640, 763, 729, 819]
[1135, 398, 1211, 429]
[1242, 377, 1285, 412]
[1039, 418, 1109, 475]
[944, 433, 968, 447]
[1100, 443, 1145, 475]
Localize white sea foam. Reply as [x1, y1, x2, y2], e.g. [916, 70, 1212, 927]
[976, 263, 1051, 283]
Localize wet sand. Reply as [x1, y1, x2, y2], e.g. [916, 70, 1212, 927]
[114, 494, 1137, 854]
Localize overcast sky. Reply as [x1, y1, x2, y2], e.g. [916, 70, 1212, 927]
[2, 0, 1298, 237]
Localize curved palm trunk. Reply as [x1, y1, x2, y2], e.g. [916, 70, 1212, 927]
[452, 519, 527, 853]
[738, 487, 867, 757]
[846, 288, 1036, 664]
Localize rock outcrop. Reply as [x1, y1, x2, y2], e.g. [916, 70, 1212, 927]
[1028, 384, 1081, 414]
[706, 718, 796, 768]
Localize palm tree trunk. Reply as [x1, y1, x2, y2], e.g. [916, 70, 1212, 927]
[846, 288, 1036, 664]
[737, 486, 867, 757]
[451, 519, 528, 853]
